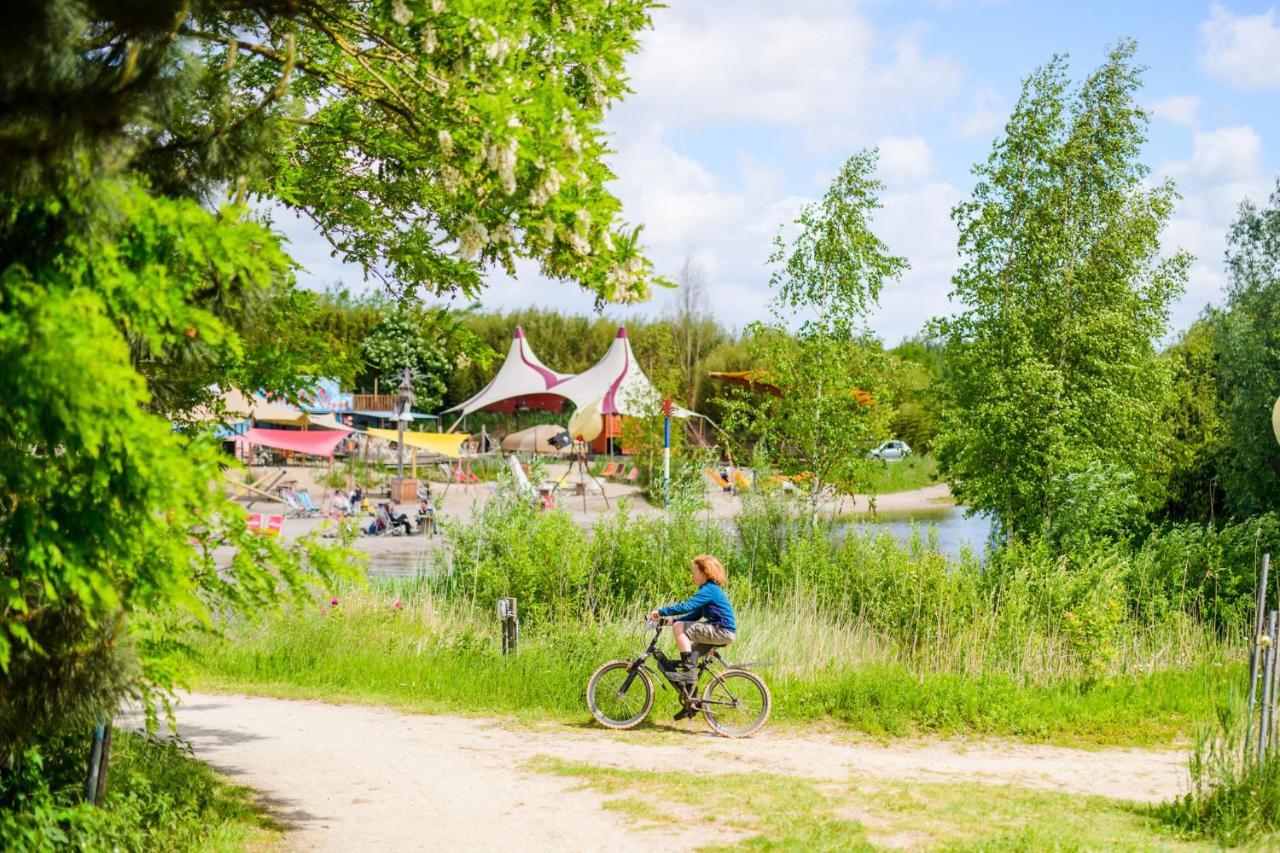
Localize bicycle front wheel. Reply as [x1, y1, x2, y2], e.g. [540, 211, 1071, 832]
[701, 668, 771, 738]
[586, 660, 654, 730]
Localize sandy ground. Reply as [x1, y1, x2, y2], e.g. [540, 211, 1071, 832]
[130, 692, 1189, 852]
[228, 463, 955, 564]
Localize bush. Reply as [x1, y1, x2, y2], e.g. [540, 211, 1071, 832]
[0, 730, 271, 851]
[424, 493, 1234, 682]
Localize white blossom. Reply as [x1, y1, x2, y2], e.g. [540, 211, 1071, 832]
[391, 0, 412, 26]
[457, 217, 489, 261]
[437, 129, 453, 155]
[568, 232, 592, 256]
[528, 167, 563, 208]
[440, 165, 462, 193]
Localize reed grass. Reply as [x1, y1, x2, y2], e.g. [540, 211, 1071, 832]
[190, 491, 1274, 744]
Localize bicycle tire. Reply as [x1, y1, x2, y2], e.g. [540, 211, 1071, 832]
[701, 668, 771, 738]
[586, 660, 654, 729]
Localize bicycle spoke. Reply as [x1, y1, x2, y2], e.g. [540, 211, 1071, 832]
[702, 670, 770, 737]
[589, 663, 652, 728]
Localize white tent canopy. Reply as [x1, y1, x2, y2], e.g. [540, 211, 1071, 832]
[445, 326, 570, 417]
[550, 327, 693, 417]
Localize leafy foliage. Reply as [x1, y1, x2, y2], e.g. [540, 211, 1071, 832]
[1214, 179, 1280, 518]
[933, 43, 1188, 542]
[5, 0, 664, 304]
[1, 731, 273, 851]
[724, 150, 905, 504]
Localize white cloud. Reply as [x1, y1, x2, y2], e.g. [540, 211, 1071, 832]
[1159, 125, 1271, 326]
[1200, 4, 1280, 89]
[284, 1, 972, 343]
[867, 181, 963, 343]
[876, 136, 934, 187]
[1149, 94, 1201, 128]
[615, 2, 963, 146]
[952, 88, 1006, 139]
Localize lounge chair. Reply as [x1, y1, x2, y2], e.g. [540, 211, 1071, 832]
[279, 490, 307, 517]
[705, 468, 733, 492]
[600, 462, 618, 478]
[296, 491, 322, 514]
[374, 505, 407, 536]
[624, 466, 640, 484]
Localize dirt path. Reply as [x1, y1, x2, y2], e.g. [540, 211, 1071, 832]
[144, 692, 1188, 851]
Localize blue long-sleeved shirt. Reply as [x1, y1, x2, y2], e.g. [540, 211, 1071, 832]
[658, 581, 736, 632]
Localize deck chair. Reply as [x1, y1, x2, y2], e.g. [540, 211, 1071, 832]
[732, 470, 752, 493]
[374, 505, 406, 536]
[296, 491, 322, 514]
[279, 490, 306, 517]
[600, 462, 618, 478]
[705, 468, 733, 492]
[624, 466, 640, 484]
[261, 515, 284, 536]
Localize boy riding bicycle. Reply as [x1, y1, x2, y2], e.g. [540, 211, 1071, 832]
[648, 555, 736, 691]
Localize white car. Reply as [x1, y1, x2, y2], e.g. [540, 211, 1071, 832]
[868, 440, 911, 461]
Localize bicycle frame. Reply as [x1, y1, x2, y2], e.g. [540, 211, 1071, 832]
[620, 623, 738, 708]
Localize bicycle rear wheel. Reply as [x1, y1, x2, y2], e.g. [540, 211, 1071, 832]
[586, 660, 654, 729]
[701, 668, 771, 738]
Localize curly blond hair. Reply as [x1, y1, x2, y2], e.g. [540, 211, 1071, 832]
[693, 554, 727, 586]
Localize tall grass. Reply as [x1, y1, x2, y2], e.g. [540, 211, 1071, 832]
[1155, 694, 1280, 845]
[192, 490, 1277, 742]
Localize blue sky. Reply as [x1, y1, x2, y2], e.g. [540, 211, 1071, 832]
[279, 1, 1280, 345]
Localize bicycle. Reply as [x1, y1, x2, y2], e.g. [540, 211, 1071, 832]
[585, 619, 771, 738]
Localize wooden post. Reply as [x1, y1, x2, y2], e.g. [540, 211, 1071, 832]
[1261, 610, 1277, 762]
[498, 598, 519, 655]
[1248, 554, 1272, 754]
[85, 719, 106, 805]
[94, 724, 112, 805]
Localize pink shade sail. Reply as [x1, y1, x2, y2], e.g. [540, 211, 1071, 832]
[241, 427, 352, 457]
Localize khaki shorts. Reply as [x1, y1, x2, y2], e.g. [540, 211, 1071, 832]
[683, 621, 736, 647]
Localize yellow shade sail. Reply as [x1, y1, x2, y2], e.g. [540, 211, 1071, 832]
[365, 428, 470, 459]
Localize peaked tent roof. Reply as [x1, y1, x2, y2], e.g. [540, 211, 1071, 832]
[550, 327, 693, 417]
[444, 326, 571, 416]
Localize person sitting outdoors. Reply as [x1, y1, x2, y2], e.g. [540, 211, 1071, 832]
[648, 554, 737, 712]
[416, 497, 438, 535]
[384, 501, 413, 536]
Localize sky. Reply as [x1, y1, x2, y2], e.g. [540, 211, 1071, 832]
[277, 0, 1280, 346]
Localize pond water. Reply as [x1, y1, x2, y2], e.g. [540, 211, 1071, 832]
[838, 506, 993, 561]
[365, 505, 994, 577]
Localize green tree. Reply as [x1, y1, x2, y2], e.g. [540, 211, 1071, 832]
[723, 150, 905, 509]
[888, 335, 945, 453]
[1159, 315, 1226, 523]
[1215, 179, 1280, 518]
[361, 307, 493, 411]
[933, 43, 1189, 543]
[0, 0, 659, 792]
